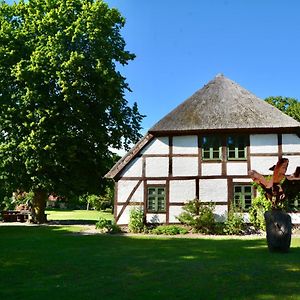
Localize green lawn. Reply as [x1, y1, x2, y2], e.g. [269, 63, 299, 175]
[46, 209, 113, 224]
[1, 226, 300, 300]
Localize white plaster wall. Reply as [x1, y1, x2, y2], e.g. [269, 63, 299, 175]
[147, 180, 166, 185]
[289, 213, 300, 224]
[169, 180, 196, 202]
[116, 205, 142, 225]
[129, 184, 144, 203]
[172, 135, 198, 154]
[282, 134, 300, 153]
[201, 163, 222, 176]
[120, 157, 142, 177]
[285, 155, 300, 175]
[169, 206, 184, 223]
[145, 157, 169, 177]
[199, 179, 228, 202]
[172, 157, 198, 176]
[227, 162, 248, 176]
[232, 178, 252, 183]
[117, 181, 141, 202]
[250, 156, 278, 175]
[250, 134, 278, 153]
[214, 205, 227, 222]
[146, 213, 166, 223]
[141, 137, 169, 155]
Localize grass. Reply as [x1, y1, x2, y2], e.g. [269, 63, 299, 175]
[1, 226, 300, 300]
[45, 209, 113, 224]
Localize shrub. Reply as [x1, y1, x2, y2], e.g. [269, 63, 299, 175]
[95, 217, 121, 233]
[223, 207, 245, 235]
[1, 196, 14, 211]
[177, 199, 216, 234]
[128, 207, 144, 233]
[151, 225, 188, 235]
[86, 193, 112, 211]
[0, 191, 34, 211]
[78, 187, 114, 211]
[97, 186, 114, 211]
[249, 194, 272, 231]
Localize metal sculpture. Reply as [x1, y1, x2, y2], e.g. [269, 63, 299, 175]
[248, 158, 289, 208]
[249, 158, 292, 252]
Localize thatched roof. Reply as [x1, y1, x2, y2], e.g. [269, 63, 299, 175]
[149, 74, 300, 133]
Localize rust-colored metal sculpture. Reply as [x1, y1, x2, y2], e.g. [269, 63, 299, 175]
[249, 158, 293, 252]
[248, 158, 289, 208]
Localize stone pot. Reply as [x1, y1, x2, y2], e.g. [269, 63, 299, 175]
[264, 209, 292, 253]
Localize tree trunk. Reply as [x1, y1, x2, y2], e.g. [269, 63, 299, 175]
[264, 209, 292, 253]
[32, 189, 48, 224]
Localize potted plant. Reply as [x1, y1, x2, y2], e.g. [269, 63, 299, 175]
[249, 158, 291, 252]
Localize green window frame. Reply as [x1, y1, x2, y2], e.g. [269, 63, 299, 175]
[233, 185, 253, 211]
[147, 187, 166, 213]
[227, 135, 247, 160]
[202, 136, 222, 160]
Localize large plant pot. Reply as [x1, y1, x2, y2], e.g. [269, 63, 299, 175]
[264, 209, 292, 252]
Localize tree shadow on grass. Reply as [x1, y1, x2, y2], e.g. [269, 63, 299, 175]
[1, 226, 300, 300]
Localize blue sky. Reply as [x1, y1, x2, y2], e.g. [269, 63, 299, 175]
[105, 0, 300, 132]
[5, 0, 300, 133]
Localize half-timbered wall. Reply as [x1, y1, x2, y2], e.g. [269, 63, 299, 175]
[115, 133, 300, 225]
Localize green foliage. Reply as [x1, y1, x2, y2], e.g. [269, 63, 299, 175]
[151, 225, 188, 235]
[177, 199, 216, 234]
[97, 185, 114, 211]
[78, 185, 113, 211]
[14, 191, 34, 205]
[265, 96, 300, 122]
[0, 0, 143, 220]
[0, 191, 34, 211]
[249, 194, 272, 231]
[87, 194, 110, 211]
[95, 217, 121, 233]
[0, 196, 14, 211]
[283, 180, 300, 212]
[223, 207, 245, 235]
[128, 207, 144, 233]
[86, 194, 101, 210]
[287, 193, 300, 212]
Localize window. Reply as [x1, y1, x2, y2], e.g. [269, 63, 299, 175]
[147, 187, 166, 212]
[202, 136, 221, 160]
[227, 136, 247, 160]
[233, 185, 253, 211]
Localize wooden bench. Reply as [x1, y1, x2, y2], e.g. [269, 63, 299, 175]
[1, 210, 31, 222]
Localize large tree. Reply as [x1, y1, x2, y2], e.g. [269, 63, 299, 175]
[0, 0, 143, 222]
[265, 96, 300, 122]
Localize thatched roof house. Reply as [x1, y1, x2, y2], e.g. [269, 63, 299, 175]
[106, 75, 300, 225]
